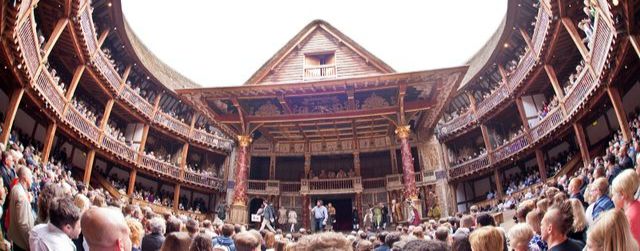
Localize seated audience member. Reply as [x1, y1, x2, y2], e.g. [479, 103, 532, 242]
[611, 169, 640, 244]
[587, 209, 639, 251]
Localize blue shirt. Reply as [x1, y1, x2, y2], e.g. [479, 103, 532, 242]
[592, 195, 614, 219]
[312, 205, 327, 219]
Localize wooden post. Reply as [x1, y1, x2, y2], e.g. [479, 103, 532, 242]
[83, 150, 96, 184]
[173, 184, 181, 210]
[441, 143, 451, 169]
[480, 124, 494, 162]
[65, 65, 85, 101]
[304, 153, 311, 178]
[269, 154, 276, 180]
[1, 88, 24, 145]
[573, 122, 591, 167]
[561, 18, 590, 61]
[390, 146, 398, 174]
[466, 92, 477, 113]
[607, 86, 631, 142]
[535, 149, 548, 180]
[41, 123, 57, 164]
[179, 143, 189, 180]
[42, 18, 69, 60]
[127, 169, 137, 196]
[99, 99, 115, 131]
[544, 65, 565, 99]
[138, 124, 150, 154]
[353, 152, 361, 176]
[515, 97, 531, 131]
[493, 169, 504, 199]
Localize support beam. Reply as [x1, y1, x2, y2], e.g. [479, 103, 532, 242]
[127, 169, 137, 196]
[395, 125, 418, 200]
[480, 124, 494, 162]
[543, 64, 565, 99]
[631, 35, 640, 60]
[42, 18, 69, 60]
[493, 170, 504, 199]
[83, 149, 96, 184]
[535, 149, 548, 180]
[41, 123, 57, 164]
[466, 92, 477, 113]
[515, 97, 531, 131]
[607, 86, 631, 142]
[390, 146, 398, 174]
[0, 88, 25, 145]
[561, 18, 590, 62]
[137, 124, 150, 154]
[99, 99, 115, 131]
[519, 27, 535, 53]
[173, 184, 181, 210]
[353, 152, 361, 176]
[230, 135, 252, 224]
[65, 65, 85, 101]
[573, 122, 591, 167]
[304, 153, 311, 178]
[269, 154, 276, 179]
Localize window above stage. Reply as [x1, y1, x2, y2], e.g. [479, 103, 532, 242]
[304, 52, 336, 80]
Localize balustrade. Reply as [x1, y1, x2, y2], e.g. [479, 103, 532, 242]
[448, 154, 490, 179]
[35, 71, 66, 115]
[78, 8, 98, 55]
[301, 177, 362, 194]
[438, 111, 475, 136]
[491, 134, 530, 162]
[17, 15, 40, 78]
[101, 135, 137, 163]
[93, 52, 122, 91]
[532, 7, 551, 54]
[183, 170, 224, 191]
[139, 154, 181, 178]
[279, 182, 301, 193]
[304, 65, 337, 79]
[530, 108, 564, 141]
[191, 128, 232, 151]
[476, 87, 509, 118]
[154, 112, 191, 137]
[563, 68, 596, 115]
[362, 177, 386, 189]
[119, 85, 155, 118]
[590, 14, 615, 76]
[507, 51, 536, 90]
[64, 106, 100, 144]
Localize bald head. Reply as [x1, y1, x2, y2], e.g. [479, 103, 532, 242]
[81, 207, 132, 251]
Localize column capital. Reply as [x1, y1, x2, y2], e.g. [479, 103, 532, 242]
[237, 135, 252, 147]
[395, 125, 411, 139]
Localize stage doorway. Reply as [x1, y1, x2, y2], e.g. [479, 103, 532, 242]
[312, 194, 353, 232]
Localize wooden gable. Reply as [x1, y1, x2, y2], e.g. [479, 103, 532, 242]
[245, 20, 395, 85]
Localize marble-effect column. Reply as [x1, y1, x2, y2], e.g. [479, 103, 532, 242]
[395, 125, 418, 200]
[229, 135, 252, 224]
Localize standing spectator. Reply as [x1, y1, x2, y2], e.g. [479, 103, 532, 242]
[611, 169, 640, 244]
[587, 209, 639, 251]
[590, 177, 614, 220]
[605, 154, 622, 185]
[567, 199, 588, 244]
[28, 196, 81, 251]
[126, 218, 145, 251]
[212, 223, 235, 251]
[469, 226, 504, 251]
[508, 223, 540, 251]
[142, 217, 166, 251]
[540, 202, 584, 251]
[81, 207, 132, 251]
[8, 167, 35, 251]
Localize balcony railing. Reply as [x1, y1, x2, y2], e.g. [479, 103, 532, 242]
[78, 8, 98, 55]
[532, 6, 551, 54]
[154, 112, 191, 137]
[101, 135, 137, 163]
[16, 15, 40, 78]
[139, 154, 181, 178]
[35, 71, 66, 116]
[301, 177, 362, 194]
[492, 134, 530, 162]
[191, 128, 232, 151]
[530, 108, 564, 141]
[507, 50, 536, 90]
[476, 86, 509, 118]
[119, 86, 155, 119]
[279, 182, 301, 193]
[93, 51, 123, 91]
[362, 177, 386, 189]
[563, 68, 596, 115]
[448, 154, 490, 179]
[247, 180, 280, 195]
[438, 111, 475, 136]
[590, 13, 615, 76]
[64, 106, 100, 144]
[183, 170, 224, 191]
[304, 64, 337, 80]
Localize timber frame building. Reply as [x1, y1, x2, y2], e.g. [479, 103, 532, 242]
[0, 0, 638, 228]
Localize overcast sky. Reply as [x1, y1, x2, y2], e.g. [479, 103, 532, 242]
[123, 1, 506, 87]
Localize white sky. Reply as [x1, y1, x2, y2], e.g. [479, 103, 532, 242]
[123, 1, 507, 87]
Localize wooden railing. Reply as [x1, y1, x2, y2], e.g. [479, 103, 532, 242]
[93, 51, 123, 91]
[304, 64, 337, 79]
[531, 6, 551, 54]
[191, 128, 232, 151]
[590, 13, 615, 76]
[279, 182, 301, 193]
[448, 154, 490, 179]
[362, 177, 386, 189]
[34, 71, 66, 116]
[101, 135, 137, 163]
[16, 14, 40, 78]
[476, 86, 509, 118]
[492, 134, 530, 162]
[154, 112, 191, 137]
[529, 108, 564, 141]
[118, 85, 155, 118]
[139, 154, 181, 178]
[301, 177, 362, 194]
[438, 111, 475, 135]
[77, 7, 98, 55]
[183, 170, 224, 191]
[563, 68, 596, 115]
[507, 50, 536, 90]
[64, 106, 100, 144]
[247, 180, 280, 195]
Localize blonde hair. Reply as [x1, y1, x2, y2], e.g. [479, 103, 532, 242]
[296, 232, 353, 251]
[526, 209, 544, 234]
[536, 198, 549, 213]
[612, 169, 640, 199]
[508, 223, 534, 248]
[593, 177, 609, 195]
[568, 199, 587, 232]
[126, 218, 145, 247]
[588, 209, 639, 251]
[469, 226, 504, 251]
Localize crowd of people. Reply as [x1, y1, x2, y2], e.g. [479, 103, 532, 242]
[308, 168, 356, 179]
[578, 0, 597, 48]
[492, 125, 526, 149]
[70, 97, 103, 127]
[448, 147, 487, 167]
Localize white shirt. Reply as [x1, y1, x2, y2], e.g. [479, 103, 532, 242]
[29, 223, 76, 251]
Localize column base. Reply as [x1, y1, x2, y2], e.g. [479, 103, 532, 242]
[229, 203, 248, 224]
